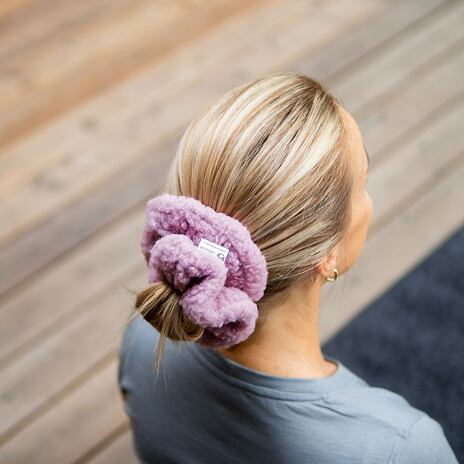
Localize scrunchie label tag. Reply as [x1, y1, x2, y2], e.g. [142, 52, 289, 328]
[197, 237, 229, 263]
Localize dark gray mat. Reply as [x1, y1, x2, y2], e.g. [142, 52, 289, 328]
[323, 225, 464, 462]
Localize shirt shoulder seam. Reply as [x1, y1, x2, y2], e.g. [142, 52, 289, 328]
[388, 413, 428, 464]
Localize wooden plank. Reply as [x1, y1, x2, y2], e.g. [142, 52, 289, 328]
[0, 0, 33, 20]
[0, 0, 384, 250]
[0, 0, 127, 61]
[331, 0, 464, 114]
[0, 358, 129, 464]
[0, 278, 135, 438]
[292, 0, 444, 80]
[360, 41, 464, 156]
[0, 207, 145, 364]
[321, 155, 464, 342]
[367, 98, 464, 233]
[0, 0, 260, 147]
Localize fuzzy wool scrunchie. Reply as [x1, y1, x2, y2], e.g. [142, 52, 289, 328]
[140, 193, 268, 348]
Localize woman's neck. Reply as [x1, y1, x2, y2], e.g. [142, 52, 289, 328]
[216, 280, 337, 379]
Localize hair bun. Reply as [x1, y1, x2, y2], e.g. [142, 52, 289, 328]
[140, 193, 268, 347]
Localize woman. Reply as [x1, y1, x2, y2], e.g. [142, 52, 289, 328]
[118, 72, 458, 463]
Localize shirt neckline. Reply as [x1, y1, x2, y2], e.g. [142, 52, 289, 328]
[190, 341, 358, 401]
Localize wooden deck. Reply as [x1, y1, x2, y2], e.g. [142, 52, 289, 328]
[0, 0, 463, 461]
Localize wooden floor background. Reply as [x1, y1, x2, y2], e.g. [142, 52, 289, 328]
[0, 0, 463, 462]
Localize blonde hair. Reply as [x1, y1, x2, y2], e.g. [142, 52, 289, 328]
[130, 71, 354, 372]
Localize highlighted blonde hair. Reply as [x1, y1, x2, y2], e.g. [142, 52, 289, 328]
[132, 71, 354, 370]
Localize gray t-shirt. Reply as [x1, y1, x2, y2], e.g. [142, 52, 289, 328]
[118, 314, 458, 463]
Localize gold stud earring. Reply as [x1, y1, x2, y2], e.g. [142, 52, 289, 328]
[325, 267, 338, 282]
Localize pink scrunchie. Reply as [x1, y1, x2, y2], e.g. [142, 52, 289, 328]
[140, 193, 268, 348]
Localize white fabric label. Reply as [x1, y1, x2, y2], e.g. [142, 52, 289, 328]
[197, 238, 229, 263]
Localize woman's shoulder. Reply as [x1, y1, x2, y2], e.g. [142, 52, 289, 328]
[395, 413, 458, 463]
[325, 370, 458, 463]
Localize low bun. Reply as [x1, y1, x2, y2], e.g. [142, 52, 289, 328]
[135, 280, 205, 341]
[134, 280, 205, 372]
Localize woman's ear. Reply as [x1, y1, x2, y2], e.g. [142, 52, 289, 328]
[315, 246, 338, 280]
